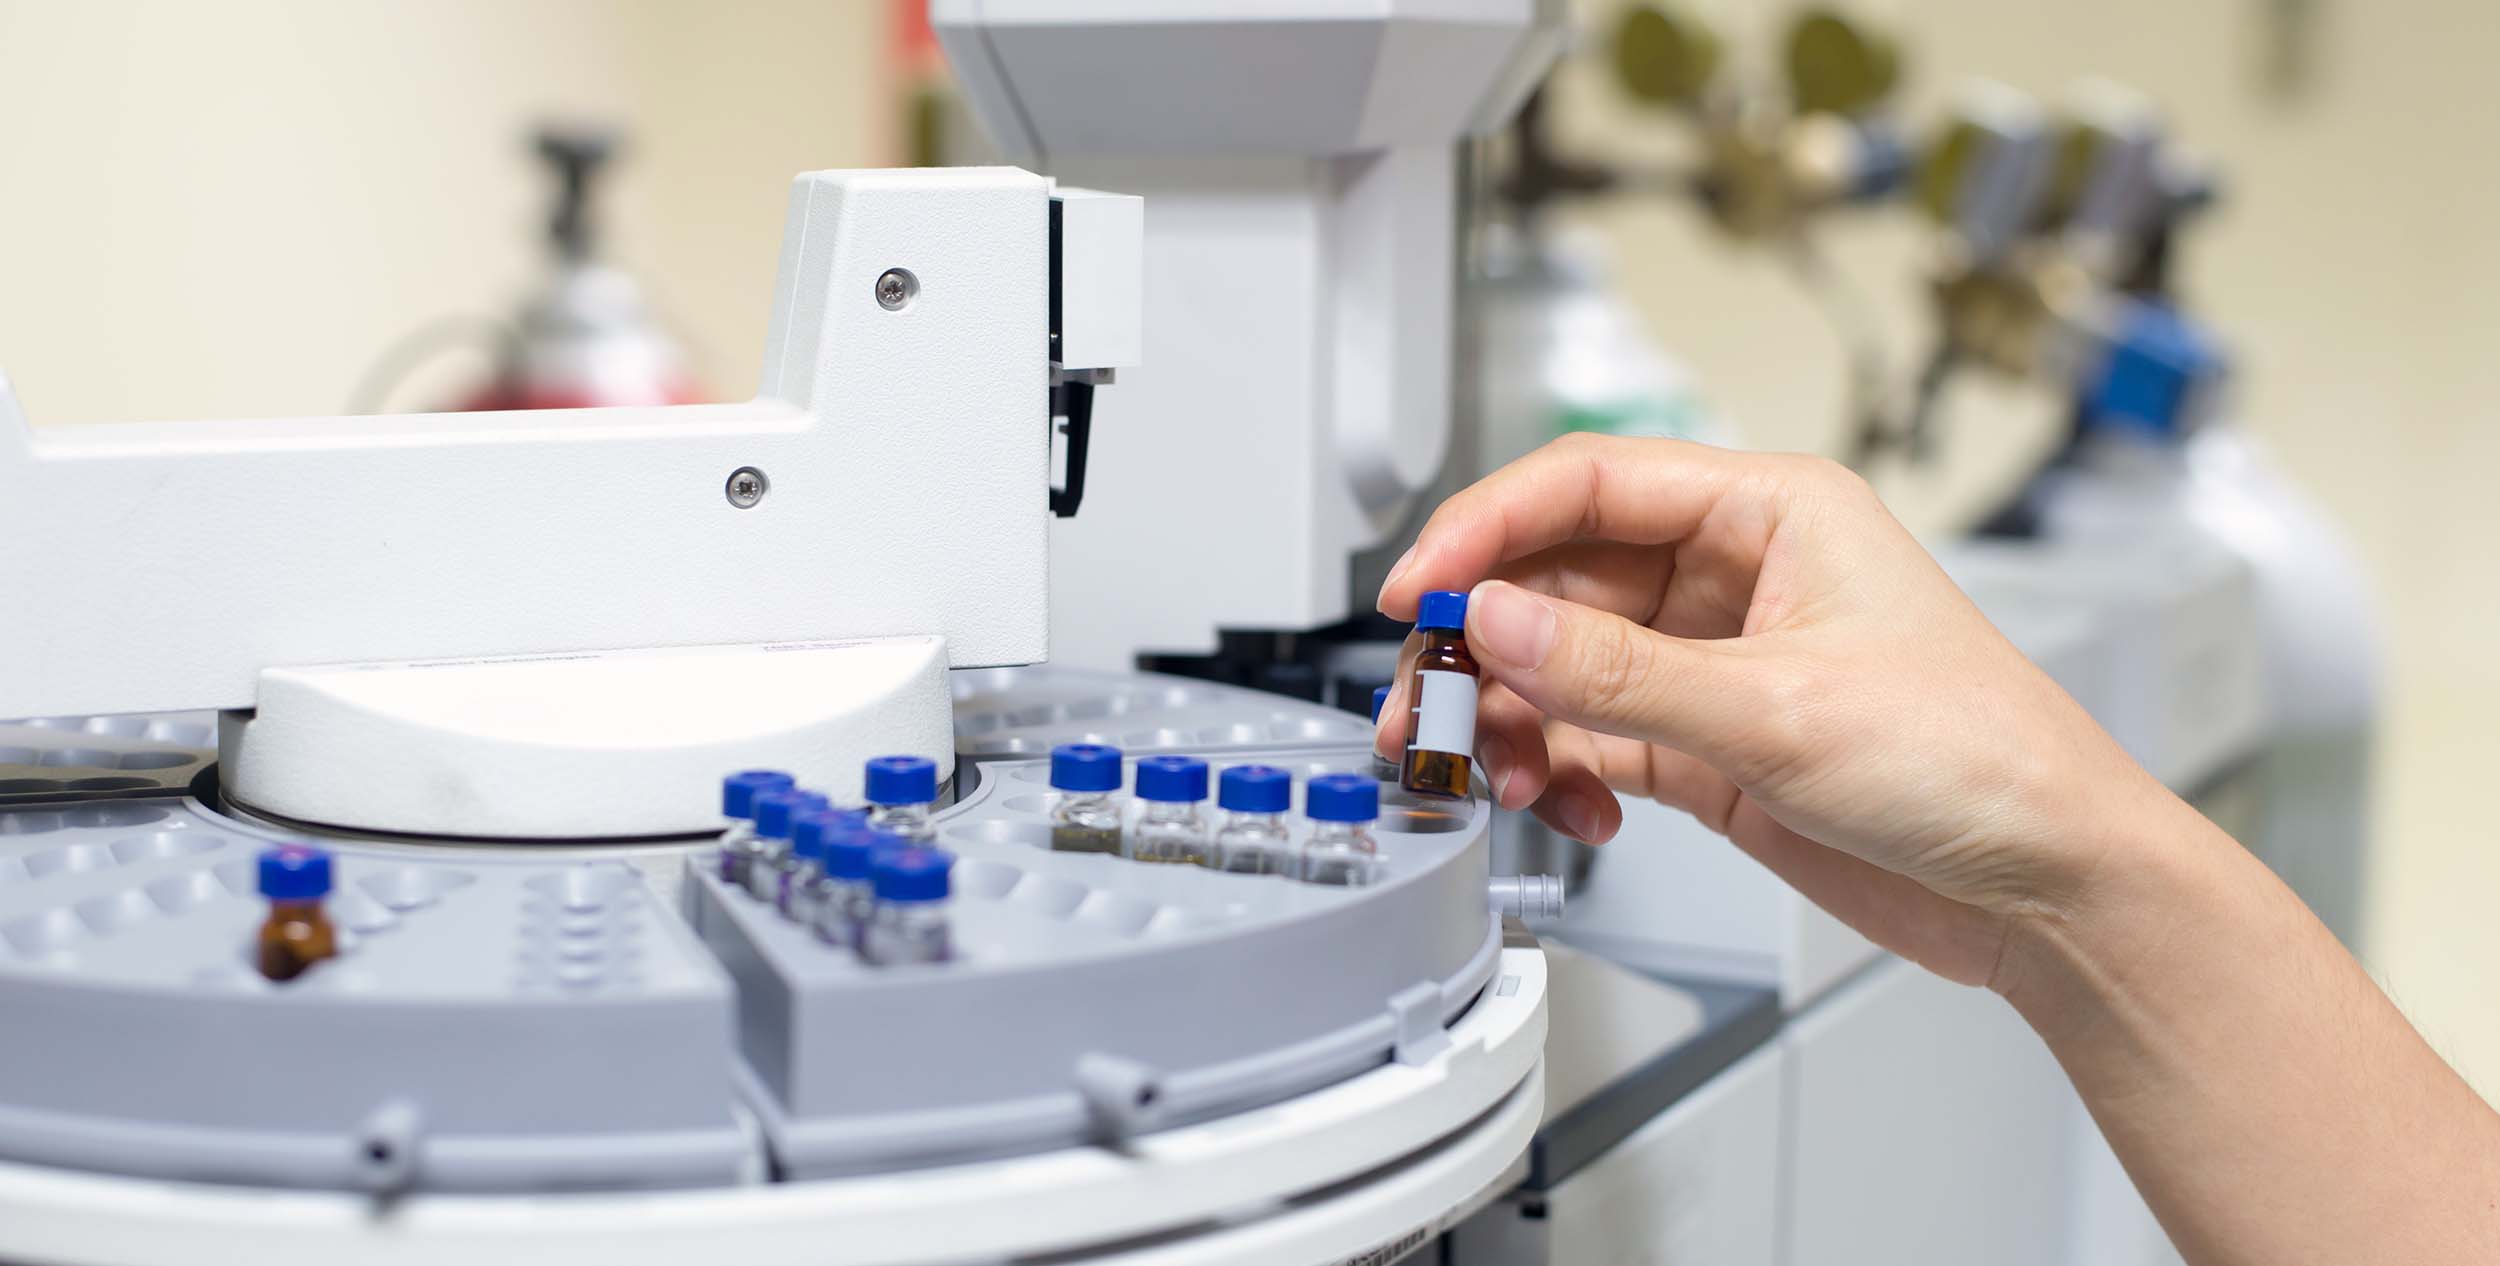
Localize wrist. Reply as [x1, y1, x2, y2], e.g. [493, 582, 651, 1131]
[1988, 777, 2246, 1040]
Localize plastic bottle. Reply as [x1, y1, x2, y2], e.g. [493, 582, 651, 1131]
[1300, 774, 1381, 887]
[782, 808, 866, 921]
[1401, 590, 1480, 801]
[746, 789, 829, 901]
[1129, 755, 1211, 866]
[864, 755, 940, 844]
[811, 825, 897, 950]
[256, 845, 339, 982]
[1049, 743, 1125, 854]
[716, 769, 796, 888]
[863, 848, 955, 966]
[1211, 764, 1291, 875]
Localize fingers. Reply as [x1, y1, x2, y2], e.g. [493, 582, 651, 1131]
[1379, 434, 1769, 621]
[1530, 723, 1626, 844]
[1373, 657, 1551, 812]
[1463, 579, 1772, 773]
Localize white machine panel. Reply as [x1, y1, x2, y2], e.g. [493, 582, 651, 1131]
[1542, 1043, 1783, 1265]
[0, 167, 1055, 718]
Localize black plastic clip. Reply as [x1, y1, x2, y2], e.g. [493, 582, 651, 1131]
[1050, 379, 1095, 519]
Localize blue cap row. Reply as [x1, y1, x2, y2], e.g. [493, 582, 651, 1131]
[723, 756, 941, 822]
[1046, 746, 1376, 821]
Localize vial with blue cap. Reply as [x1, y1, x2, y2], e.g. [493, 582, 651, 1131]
[1129, 755, 1211, 866]
[1212, 764, 1291, 875]
[781, 807, 867, 921]
[1300, 773, 1380, 886]
[810, 824, 898, 949]
[1370, 684, 1399, 782]
[717, 769, 796, 888]
[1402, 590, 1479, 801]
[863, 847, 955, 966]
[256, 845, 338, 982]
[745, 788, 830, 901]
[864, 755, 940, 844]
[1049, 743, 1125, 855]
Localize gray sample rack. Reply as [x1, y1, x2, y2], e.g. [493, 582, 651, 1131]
[0, 670, 1500, 1194]
[692, 747, 1496, 1178]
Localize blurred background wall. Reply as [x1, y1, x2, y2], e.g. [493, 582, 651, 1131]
[0, 0, 2489, 1092]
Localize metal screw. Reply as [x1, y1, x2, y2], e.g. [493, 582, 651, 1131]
[725, 466, 768, 509]
[875, 268, 917, 311]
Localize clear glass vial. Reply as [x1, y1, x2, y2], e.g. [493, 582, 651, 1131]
[864, 755, 940, 844]
[1369, 685, 1400, 782]
[746, 789, 829, 901]
[782, 808, 864, 921]
[717, 769, 795, 888]
[1401, 590, 1480, 801]
[810, 825, 896, 950]
[1211, 764, 1292, 875]
[256, 845, 338, 983]
[1300, 773, 1381, 887]
[863, 847, 955, 966]
[1129, 755, 1211, 865]
[1049, 743, 1126, 855]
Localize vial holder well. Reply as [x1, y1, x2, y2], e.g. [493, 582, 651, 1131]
[689, 746, 1497, 1179]
[0, 714, 215, 805]
[0, 800, 747, 1193]
[953, 667, 1371, 759]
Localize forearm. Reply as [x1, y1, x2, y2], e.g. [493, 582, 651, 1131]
[1996, 784, 2500, 1266]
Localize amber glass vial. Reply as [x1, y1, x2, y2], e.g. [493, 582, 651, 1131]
[255, 846, 339, 983]
[1401, 590, 1480, 800]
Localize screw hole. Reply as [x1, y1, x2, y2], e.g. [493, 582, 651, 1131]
[365, 1141, 393, 1164]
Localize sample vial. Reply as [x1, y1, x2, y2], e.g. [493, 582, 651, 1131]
[781, 808, 865, 921]
[863, 847, 955, 966]
[1049, 743, 1125, 855]
[1300, 773, 1381, 887]
[1369, 685, 1400, 782]
[864, 755, 941, 844]
[810, 825, 896, 950]
[717, 769, 796, 888]
[1401, 590, 1479, 801]
[1211, 764, 1291, 875]
[1129, 755, 1211, 866]
[746, 789, 830, 901]
[256, 845, 339, 983]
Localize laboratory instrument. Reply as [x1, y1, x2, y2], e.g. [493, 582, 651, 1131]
[1129, 755, 1211, 866]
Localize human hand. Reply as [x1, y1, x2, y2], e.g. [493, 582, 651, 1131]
[1375, 435, 2173, 986]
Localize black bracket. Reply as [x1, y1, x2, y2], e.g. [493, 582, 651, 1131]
[1050, 379, 1095, 519]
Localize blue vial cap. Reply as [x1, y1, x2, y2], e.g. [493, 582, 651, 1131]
[1305, 773, 1380, 823]
[791, 806, 869, 854]
[1218, 764, 1291, 814]
[753, 789, 830, 840]
[790, 808, 865, 861]
[1134, 755, 1209, 803]
[1371, 685, 1391, 722]
[823, 826, 889, 881]
[1417, 590, 1469, 632]
[863, 755, 939, 806]
[872, 847, 954, 903]
[258, 845, 332, 901]
[721, 769, 796, 819]
[1050, 743, 1124, 793]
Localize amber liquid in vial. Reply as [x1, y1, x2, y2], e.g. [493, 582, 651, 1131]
[257, 900, 337, 983]
[1051, 823, 1125, 855]
[1401, 624, 1479, 801]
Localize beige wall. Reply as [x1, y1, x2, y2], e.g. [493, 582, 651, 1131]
[1553, 0, 2500, 1094]
[0, 0, 890, 424]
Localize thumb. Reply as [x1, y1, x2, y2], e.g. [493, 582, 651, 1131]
[1464, 580, 1765, 766]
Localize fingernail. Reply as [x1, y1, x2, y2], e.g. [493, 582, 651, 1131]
[1470, 582, 1557, 669]
[1479, 734, 1514, 804]
[1562, 794, 1600, 842]
[1376, 545, 1418, 609]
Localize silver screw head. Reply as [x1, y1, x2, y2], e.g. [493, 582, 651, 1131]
[875, 268, 917, 311]
[725, 466, 768, 509]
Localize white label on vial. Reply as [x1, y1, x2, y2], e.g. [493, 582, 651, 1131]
[1411, 670, 1479, 757]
